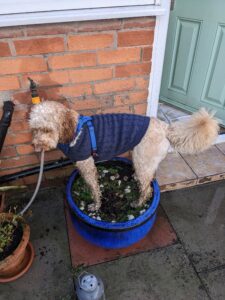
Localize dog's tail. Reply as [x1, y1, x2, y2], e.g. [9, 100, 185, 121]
[167, 108, 219, 154]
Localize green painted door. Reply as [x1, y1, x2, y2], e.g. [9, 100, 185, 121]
[160, 0, 225, 124]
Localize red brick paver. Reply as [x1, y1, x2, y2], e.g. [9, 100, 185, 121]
[64, 204, 177, 267]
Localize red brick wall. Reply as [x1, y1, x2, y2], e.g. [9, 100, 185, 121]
[0, 17, 155, 185]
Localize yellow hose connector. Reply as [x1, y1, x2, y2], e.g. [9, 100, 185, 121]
[31, 97, 41, 105]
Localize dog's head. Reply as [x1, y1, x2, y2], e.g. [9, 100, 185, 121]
[31, 127, 59, 152]
[29, 101, 78, 152]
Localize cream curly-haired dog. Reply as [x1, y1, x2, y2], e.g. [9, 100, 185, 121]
[30, 101, 218, 211]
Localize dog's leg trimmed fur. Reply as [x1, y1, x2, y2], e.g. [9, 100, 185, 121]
[132, 118, 170, 207]
[76, 156, 102, 211]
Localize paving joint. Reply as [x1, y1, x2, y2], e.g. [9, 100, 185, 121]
[160, 204, 213, 300]
[179, 151, 199, 178]
[198, 263, 225, 275]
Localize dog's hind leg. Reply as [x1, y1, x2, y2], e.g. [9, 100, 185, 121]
[76, 156, 102, 211]
[132, 119, 169, 207]
[131, 155, 153, 208]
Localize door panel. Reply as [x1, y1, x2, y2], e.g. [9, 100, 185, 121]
[168, 18, 201, 95]
[160, 0, 225, 124]
[201, 24, 225, 109]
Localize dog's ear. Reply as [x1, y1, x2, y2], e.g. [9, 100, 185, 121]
[59, 110, 78, 143]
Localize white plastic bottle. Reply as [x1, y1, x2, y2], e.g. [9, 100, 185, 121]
[75, 272, 105, 300]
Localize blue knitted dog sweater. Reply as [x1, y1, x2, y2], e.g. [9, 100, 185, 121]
[58, 113, 150, 162]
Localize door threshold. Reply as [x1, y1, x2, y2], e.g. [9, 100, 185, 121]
[158, 102, 225, 145]
[157, 102, 191, 124]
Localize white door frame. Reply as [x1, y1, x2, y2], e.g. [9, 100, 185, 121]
[147, 0, 171, 118]
[0, 1, 170, 27]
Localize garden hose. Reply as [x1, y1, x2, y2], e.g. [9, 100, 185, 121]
[19, 150, 45, 215]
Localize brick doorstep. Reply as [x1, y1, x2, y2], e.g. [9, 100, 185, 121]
[158, 145, 225, 192]
[160, 172, 225, 193]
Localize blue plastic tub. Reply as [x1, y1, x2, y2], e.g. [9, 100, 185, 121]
[66, 157, 160, 249]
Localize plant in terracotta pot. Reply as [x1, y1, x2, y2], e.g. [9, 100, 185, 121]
[0, 212, 34, 283]
[0, 185, 27, 213]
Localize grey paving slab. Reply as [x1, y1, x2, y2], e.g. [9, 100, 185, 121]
[215, 142, 225, 155]
[87, 244, 209, 300]
[156, 152, 196, 186]
[200, 267, 225, 300]
[1, 188, 75, 300]
[161, 181, 225, 272]
[182, 146, 225, 177]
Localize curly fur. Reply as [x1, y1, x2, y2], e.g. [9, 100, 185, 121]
[30, 101, 79, 151]
[29, 101, 219, 210]
[167, 108, 219, 154]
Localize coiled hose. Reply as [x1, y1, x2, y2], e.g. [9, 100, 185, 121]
[19, 150, 45, 215]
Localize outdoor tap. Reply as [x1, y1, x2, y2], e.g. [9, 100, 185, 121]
[28, 77, 41, 104]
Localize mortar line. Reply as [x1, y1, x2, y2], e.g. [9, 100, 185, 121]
[178, 152, 199, 178]
[63, 199, 78, 296]
[214, 143, 225, 156]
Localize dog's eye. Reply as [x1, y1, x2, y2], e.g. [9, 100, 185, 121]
[32, 128, 51, 135]
[43, 128, 52, 134]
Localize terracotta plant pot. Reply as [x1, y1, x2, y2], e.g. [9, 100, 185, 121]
[0, 213, 34, 283]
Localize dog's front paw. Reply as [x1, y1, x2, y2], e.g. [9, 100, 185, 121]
[88, 203, 101, 212]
